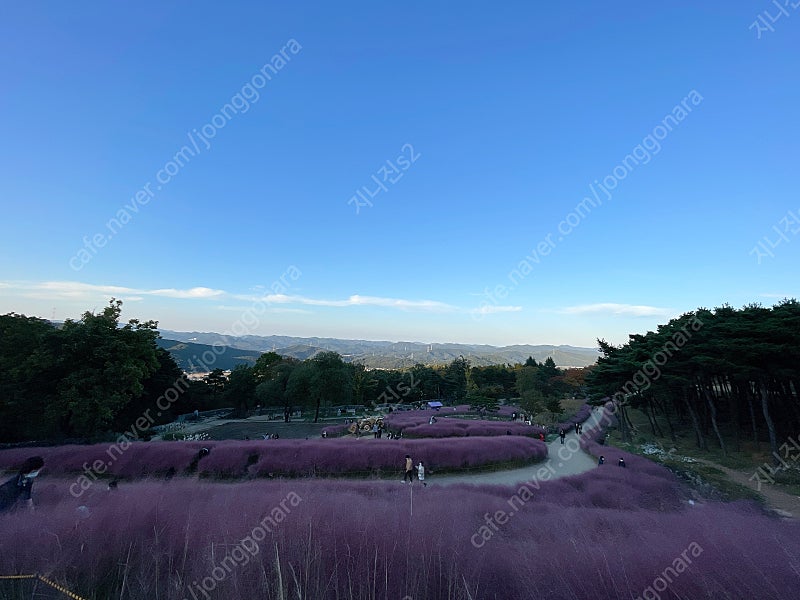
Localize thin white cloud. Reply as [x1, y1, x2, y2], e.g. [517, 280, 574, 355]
[2, 281, 457, 314]
[235, 293, 458, 312]
[8, 281, 225, 300]
[149, 287, 225, 299]
[560, 303, 673, 317]
[471, 305, 523, 315]
[36, 281, 138, 297]
[215, 304, 311, 315]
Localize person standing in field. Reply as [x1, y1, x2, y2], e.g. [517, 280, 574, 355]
[618, 457, 626, 468]
[0, 456, 44, 513]
[417, 461, 427, 487]
[402, 454, 414, 483]
[598, 455, 605, 466]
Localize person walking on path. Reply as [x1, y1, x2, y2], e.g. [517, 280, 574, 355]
[402, 454, 414, 483]
[417, 461, 427, 487]
[0, 456, 44, 513]
[559, 429, 566, 444]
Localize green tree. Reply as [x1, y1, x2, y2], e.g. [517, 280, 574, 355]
[310, 351, 352, 421]
[285, 361, 315, 421]
[204, 369, 227, 404]
[252, 351, 283, 383]
[44, 299, 161, 438]
[519, 388, 546, 421]
[0, 313, 57, 440]
[225, 364, 257, 416]
[112, 347, 184, 431]
[546, 396, 563, 421]
[467, 391, 499, 413]
[586, 302, 800, 460]
[441, 356, 468, 402]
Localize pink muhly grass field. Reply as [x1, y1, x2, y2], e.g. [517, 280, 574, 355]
[0, 468, 798, 599]
[383, 411, 545, 439]
[0, 437, 547, 479]
[400, 420, 544, 438]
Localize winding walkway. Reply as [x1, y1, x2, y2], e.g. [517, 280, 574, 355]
[168, 408, 609, 489]
[428, 408, 605, 487]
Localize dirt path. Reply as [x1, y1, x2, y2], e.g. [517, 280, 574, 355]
[691, 457, 800, 519]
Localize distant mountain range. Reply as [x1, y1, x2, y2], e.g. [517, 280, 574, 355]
[158, 329, 599, 372]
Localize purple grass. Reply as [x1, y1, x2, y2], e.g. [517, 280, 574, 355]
[556, 402, 593, 432]
[578, 404, 671, 479]
[495, 405, 521, 416]
[320, 423, 350, 437]
[400, 420, 544, 438]
[0, 437, 547, 479]
[383, 411, 544, 439]
[0, 471, 797, 599]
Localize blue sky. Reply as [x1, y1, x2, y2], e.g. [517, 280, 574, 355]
[1, 1, 798, 348]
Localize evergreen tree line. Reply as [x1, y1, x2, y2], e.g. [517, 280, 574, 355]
[586, 300, 800, 463]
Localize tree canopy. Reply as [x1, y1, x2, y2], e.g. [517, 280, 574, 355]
[586, 301, 800, 462]
[0, 300, 180, 441]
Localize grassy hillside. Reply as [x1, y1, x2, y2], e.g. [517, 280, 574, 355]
[156, 339, 261, 372]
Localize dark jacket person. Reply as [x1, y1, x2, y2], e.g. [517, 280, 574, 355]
[0, 456, 44, 512]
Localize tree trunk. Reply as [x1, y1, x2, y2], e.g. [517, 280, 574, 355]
[722, 376, 740, 453]
[616, 399, 630, 443]
[623, 403, 636, 433]
[642, 398, 658, 436]
[684, 391, 706, 450]
[746, 386, 759, 450]
[702, 381, 726, 457]
[649, 399, 664, 437]
[760, 381, 779, 464]
[657, 396, 677, 442]
[780, 379, 800, 434]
